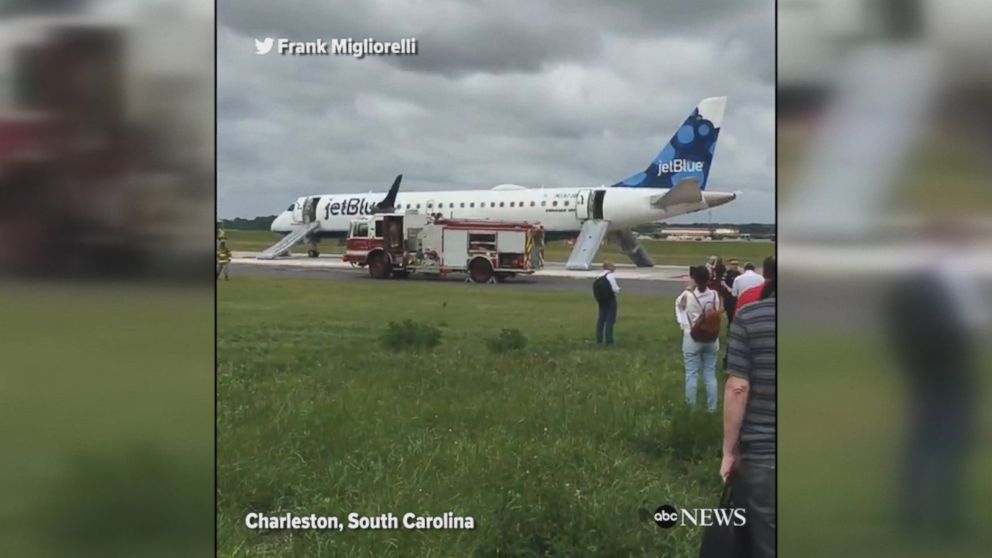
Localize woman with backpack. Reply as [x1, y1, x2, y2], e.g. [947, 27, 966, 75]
[675, 265, 724, 412]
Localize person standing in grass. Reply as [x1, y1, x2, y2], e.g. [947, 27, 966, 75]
[217, 240, 232, 281]
[593, 261, 620, 345]
[676, 265, 723, 412]
[732, 261, 763, 298]
[721, 275, 776, 558]
[722, 258, 741, 321]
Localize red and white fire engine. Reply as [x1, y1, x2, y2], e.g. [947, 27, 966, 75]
[343, 213, 545, 283]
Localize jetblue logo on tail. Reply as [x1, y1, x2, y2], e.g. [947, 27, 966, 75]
[612, 97, 726, 190]
[658, 159, 704, 175]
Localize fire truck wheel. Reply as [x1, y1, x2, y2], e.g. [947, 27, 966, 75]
[469, 258, 494, 284]
[368, 253, 392, 279]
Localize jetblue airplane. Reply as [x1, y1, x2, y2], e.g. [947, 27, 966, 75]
[269, 97, 738, 264]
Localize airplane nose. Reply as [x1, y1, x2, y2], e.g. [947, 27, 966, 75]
[704, 191, 736, 208]
[271, 211, 293, 233]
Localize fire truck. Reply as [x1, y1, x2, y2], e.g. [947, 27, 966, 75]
[343, 213, 545, 283]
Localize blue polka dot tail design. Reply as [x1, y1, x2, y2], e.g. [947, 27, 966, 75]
[612, 97, 726, 190]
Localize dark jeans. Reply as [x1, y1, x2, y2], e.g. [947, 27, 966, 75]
[596, 299, 617, 344]
[732, 459, 775, 558]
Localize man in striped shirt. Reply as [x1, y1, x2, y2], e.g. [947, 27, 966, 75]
[721, 282, 775, 558]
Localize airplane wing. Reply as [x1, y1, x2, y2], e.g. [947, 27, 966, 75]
[650, 177, 702, 209]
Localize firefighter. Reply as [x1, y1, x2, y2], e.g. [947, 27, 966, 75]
[217, 240, 232, 281]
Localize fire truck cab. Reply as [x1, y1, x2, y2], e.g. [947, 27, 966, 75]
[343, 213, 544, 283]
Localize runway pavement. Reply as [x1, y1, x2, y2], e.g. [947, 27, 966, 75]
[228, 252, 690, 296]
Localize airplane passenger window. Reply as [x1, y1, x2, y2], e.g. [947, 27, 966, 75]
[427, 203, 433, 209]
[490, 202, 495, 208]
[460, 202, 465, 208]
[541, 201, 546, 207]
[564, 201, 569, 207]
[552, 201, 558, 207]
[449, 203, 454, 208]
[499, 202, 504, 207]
[509, 202, 515, 207]
[470, 202, 475, 208]
[530, 201, 535, 207]
[416, 204, 421, 209]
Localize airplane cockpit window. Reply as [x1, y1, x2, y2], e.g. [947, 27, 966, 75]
[287, 204, 295, 211]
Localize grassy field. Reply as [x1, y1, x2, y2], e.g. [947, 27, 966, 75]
[218, 278, 729, 557]
[778, 330, 992, 558]
[223, 229, 774, 266]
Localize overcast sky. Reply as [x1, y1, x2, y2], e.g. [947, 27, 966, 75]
[218, 0, 774, 223]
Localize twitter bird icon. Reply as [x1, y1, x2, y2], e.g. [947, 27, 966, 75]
[254, 37, 274, 55]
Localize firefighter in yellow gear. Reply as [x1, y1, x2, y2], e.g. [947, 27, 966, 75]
[217, 240, 232, 280]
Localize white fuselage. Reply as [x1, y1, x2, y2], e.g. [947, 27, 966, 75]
[272, 185, 734, 236]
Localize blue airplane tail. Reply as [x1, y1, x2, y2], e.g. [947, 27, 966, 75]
[612, 97, 726, 190]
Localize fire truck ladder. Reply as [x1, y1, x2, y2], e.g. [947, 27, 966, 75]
[256, 221, 321, 260]
[565, 219, 609, 270]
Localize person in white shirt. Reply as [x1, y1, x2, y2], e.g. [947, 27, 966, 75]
[676, 265, 722, 412]
[731, 262, 764, 297]
[594, 261, 621, 345]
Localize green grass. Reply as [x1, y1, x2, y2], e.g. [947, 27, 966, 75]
[223, 229, 774, 267]
[218, 278, 729, 557]
[778, 331, 992, 558]
[0, 285, 214, 556]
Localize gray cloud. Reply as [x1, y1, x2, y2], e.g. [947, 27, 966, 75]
[218, 0, 775, 223]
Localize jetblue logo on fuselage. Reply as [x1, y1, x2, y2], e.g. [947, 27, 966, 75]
[657, 159, 704, 175]
[325, 197, 378, 219]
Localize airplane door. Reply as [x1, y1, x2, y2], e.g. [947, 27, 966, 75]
[292, 197, 305, 223]
[576, 189, 593, 220]
[302, 197, 318, 224]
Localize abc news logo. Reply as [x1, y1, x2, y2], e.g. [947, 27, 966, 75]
[653, 504, 746, 529]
